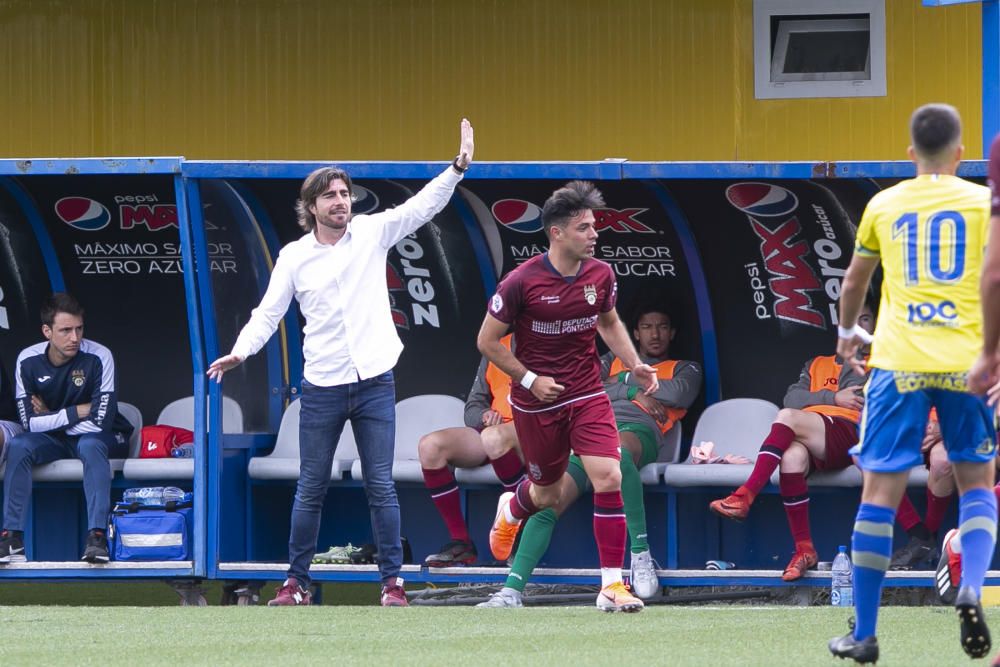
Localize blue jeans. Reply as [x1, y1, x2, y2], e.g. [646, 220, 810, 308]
[288, 371, 400, 586]
[3, 430, 126, 531]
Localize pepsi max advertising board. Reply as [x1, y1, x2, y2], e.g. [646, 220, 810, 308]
[1, 170, 911, 435]
[216, 178, 491, 403]
[662, 179, 874, 404]
[0, 176, 197, 427]
[456, 181, 702, 363]
[219, 178, 705, 412]
[0, 180, 52, 375]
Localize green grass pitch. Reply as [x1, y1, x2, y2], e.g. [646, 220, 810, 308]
[0, 602, 994, 665]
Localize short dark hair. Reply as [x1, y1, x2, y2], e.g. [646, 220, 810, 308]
[541, 181, 605, 236]
[631, 300, 677, 332]
[910, 104, 961, 163]
[296, 166, 354, 232]
[41, 292, 83, 327]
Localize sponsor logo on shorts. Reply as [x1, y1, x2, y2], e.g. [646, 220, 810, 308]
[891, 371, 968, 393]
[976, 437, 996, 456]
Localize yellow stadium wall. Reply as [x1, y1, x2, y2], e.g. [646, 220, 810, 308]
[0, 0, 982, 161]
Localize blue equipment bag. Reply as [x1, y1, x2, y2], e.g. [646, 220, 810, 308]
[108, 501, 193, 561]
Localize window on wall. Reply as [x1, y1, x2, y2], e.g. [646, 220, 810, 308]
[754, 0, 886, 99]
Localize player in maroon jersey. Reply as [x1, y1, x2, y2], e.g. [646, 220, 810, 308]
[476, 181, 659, 612]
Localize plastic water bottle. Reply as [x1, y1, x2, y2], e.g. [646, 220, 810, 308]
[170, 443, 194, 458]
[123, 486, 185, 505]
[831, 545, 854, 607]
[123, 486, 163, 505]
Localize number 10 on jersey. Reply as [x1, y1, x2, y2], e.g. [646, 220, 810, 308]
[891, 210, 966, 285]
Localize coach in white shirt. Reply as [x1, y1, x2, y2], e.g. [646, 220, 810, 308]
[208, 119, 474, 607]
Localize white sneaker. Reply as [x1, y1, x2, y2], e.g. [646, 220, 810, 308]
[629, 550, 660, 600]
[476, 588, 523, 608]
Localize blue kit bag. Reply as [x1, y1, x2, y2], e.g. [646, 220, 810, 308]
[108, 499, 193, 561]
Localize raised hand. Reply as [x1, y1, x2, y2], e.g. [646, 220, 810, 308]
[456, 118, 474, 169]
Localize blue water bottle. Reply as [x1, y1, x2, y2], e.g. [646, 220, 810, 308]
[831, 545, 854, 607]
[170, 443, 194, 458]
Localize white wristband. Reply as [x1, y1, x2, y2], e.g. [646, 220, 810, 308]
[837, 325, 873, 344]
[520, 370, 538, 391]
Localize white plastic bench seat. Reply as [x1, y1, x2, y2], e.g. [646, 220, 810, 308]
[809, 465, 929, 488]
[247, 398, 358, 481]
[123, 395, 243, 481]
[14, 402, 142, 483]
[454, 466, 501, 485]
[663, 399, 780, 488]
[352, 395, 465, 483]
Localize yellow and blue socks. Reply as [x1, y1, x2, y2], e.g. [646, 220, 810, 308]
[957, 487, 998, 597]
[851, 503, 895, 641]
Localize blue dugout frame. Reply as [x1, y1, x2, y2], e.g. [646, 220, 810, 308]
[0, 157, 205, 579]
[0, 156, 993, 583]
[184, 158, 993, 582]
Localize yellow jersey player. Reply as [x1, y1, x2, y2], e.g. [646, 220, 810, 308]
[830, 104, 996, 664]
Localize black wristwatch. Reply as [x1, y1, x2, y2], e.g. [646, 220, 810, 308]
[452, 156, 468, 174]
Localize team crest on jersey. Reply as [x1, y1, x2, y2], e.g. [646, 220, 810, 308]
[583, 284, 597, 306]
[491, 294, 504, 313]
[71, 369, 86, 387]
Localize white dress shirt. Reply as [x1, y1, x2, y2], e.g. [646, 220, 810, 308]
[230, 167, 463, 387]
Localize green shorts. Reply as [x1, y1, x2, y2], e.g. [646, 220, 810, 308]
[616, 421, 659, 468]
[566, 421, 660, 493]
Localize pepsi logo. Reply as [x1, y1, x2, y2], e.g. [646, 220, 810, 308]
[725, 183, 798, 218]
[55, 197, 111, 231]
[492, 199, 543, 234]
[351, 185, 380, 215]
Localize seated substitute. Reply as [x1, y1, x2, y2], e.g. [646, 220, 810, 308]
[478, 304, 701, 607]
[0, 357, 24, 461]
[0, 293, 133, 564]
[419, 334, 524, 567]
[709, 304, 874, 581]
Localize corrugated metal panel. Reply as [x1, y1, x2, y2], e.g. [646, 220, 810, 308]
[0, 0, 983, 160]
[736, 1, 982, 160]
